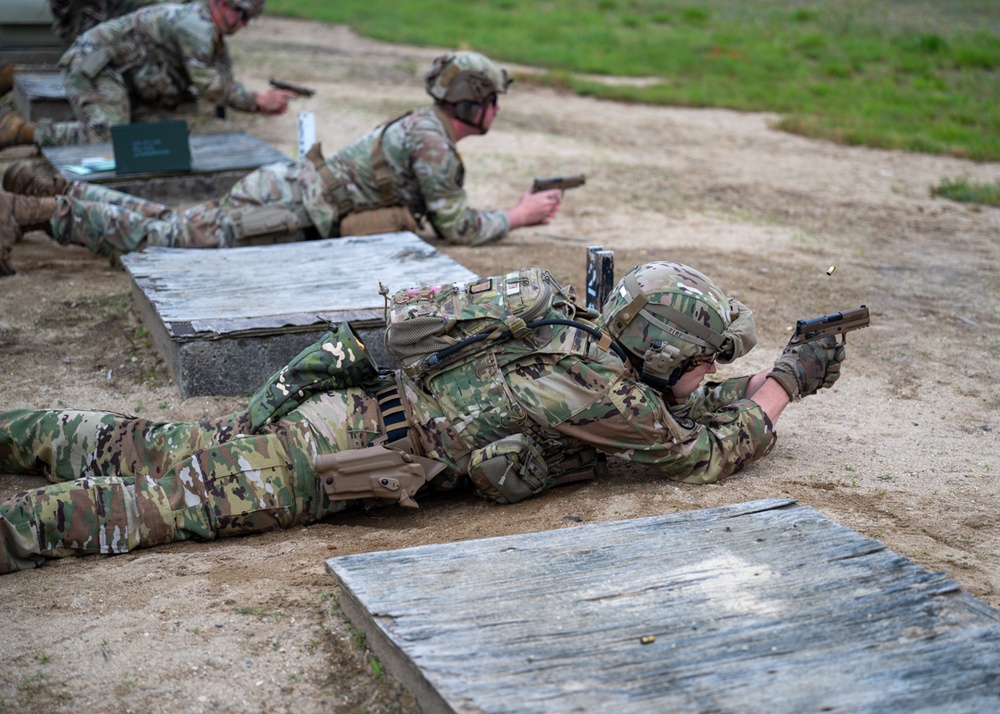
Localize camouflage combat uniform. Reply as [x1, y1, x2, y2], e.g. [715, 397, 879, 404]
[48, 0, 181, 44]
[46, 105, 511, 254]
[35, 1, 256, 147]
[0, 321, 774, 573]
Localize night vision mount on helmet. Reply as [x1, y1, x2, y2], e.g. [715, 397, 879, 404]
[424, 51, 511, 131]
[598, 261, 758, 390]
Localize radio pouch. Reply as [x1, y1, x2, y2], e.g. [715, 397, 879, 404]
[467, 433, 554, 504]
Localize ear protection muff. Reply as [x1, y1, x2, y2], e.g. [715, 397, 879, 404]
[451, 100, 481, 126]
[639, 339, 684, 390]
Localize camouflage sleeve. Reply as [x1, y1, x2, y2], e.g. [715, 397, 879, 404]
[409, 124, 510, 246]
[675, 376, 753, 420]
[175, 9, 257, 112]
[513, 360, 776, 485]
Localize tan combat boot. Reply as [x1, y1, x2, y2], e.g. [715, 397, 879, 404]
[0, 107, 36, 150]
[0, 63, 14, 96]
[3, 161, 68, 197]
[0, 190, 57, 277]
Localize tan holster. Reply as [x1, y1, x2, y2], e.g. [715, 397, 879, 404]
[339, 205, 417, 237]
[316, 441, 445, 509]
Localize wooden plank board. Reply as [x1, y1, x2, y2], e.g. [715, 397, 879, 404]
[11, 71, 200, 122]
[41, 132, 287, 204]
[120, 232, 477, 397]
[327, 499, 1000, 714]
[11, 71, 74, 121]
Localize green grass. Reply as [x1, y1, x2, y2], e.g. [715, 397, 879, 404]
[267, 0, 1000, 162]
[932, 177, 1000, 207]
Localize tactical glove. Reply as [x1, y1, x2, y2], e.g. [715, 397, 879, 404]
[768, 335, 846, 400]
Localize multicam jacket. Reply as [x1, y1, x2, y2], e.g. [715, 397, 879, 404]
[299, 106, 511, 245]
[399, 321, 777, 489]
[49, 0, 181, 43]
[60, 0, 256, 111]
[0, 321, 775, 572]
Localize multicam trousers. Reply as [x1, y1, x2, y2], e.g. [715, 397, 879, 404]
[0, 386, 382, 573]
[51, 161, 312, 255]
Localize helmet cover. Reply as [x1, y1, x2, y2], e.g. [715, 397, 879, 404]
[599, 261, 755, 389]
[425, 51, 511, 106]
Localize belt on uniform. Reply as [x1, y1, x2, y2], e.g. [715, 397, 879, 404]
[374, 383, 410, 443]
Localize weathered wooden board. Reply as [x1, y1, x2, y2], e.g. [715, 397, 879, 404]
[327, 498, 1000, 714]
[41, 131, 287, 204]
[11, 71, 201, 122]
[120, 232, 477, 397]
[11, 70, 73, 121]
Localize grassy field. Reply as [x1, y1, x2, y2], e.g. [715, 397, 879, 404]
[268, 0, 1000, 169]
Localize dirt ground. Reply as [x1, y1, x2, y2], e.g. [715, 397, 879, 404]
[2, 17, 999, 713]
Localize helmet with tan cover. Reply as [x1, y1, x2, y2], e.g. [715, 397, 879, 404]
[598, 262, 758, 390]
[425, 51, 512, 130]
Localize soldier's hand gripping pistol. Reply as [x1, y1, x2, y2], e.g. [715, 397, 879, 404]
[770, 306, 869, 399]
[532, 174, 586, 193]
[269, 78, 316, 98]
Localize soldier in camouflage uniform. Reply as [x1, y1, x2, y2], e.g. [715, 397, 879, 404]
[0, 52, 562, 274]
[0, 0, 293, 149]
[1, 2, 180, 96]
[48, 0, 188, 45]
[0, 262, 847, 572]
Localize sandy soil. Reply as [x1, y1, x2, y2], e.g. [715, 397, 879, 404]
[2, 17, 999, 713]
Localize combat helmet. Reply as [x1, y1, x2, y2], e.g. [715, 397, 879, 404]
[226, 0, 265, 19]
[425, 51, 512, 131]
[598, 261, 758, 390]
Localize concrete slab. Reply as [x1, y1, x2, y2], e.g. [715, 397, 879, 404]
[120, 232, 478, 397]
[327, 498, 1000, 714]
[41, 131, 289, 204]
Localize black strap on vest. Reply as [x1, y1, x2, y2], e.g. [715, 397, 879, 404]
[426, 318, 628, 368]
